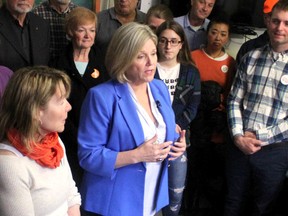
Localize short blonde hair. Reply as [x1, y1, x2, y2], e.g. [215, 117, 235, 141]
[0, 66, 71, 151]
[105, 22, 158, 83]
[65, 7, 97, 38]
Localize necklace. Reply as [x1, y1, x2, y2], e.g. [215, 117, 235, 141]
[204, 48, 223, 59]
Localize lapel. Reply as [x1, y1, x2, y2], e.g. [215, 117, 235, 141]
[114, 81, 145, 147]
[114, 80, 176, 144]
[0, 9, 29, 62]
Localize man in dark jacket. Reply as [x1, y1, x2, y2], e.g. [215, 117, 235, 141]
[0, 0, 50, 71]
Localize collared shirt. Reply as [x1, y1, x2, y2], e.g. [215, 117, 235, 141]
[33, 0, 77, 61]
[128, 83, 166, 216]
[95, 7, 146, 54]
[174, 13, 209, 51]
[227, 44, 288, 145]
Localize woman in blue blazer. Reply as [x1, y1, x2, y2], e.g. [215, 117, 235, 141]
[78, 23, 186, 216]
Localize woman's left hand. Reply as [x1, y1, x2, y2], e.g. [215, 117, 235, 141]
[168, 130, 186, 160]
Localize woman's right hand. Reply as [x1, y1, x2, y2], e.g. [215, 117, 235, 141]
[136, 135, 172, 163]
[115, 135, 172, 168]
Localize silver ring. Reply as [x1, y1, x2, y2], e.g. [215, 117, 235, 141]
[157, 158, 163, 162]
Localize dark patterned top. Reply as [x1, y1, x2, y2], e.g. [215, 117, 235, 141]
[33, 1, 77, 61]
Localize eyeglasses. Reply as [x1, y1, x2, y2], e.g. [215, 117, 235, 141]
[158, 38, 182, 46]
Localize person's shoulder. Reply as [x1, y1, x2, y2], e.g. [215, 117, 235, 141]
[191, 49, 203, 57]
[32, 0, 49, 12]
[89, 79, 114, 92]
[97, 7, 112, 17]
[174, 15, 186, 24]
[174, 14, 186, 20]
[238, 32, 269, 55]
[180, 64, 201, 82]
[191, 49, 202, 54]
[227, 54, 236, 62]
[28, 11, 49, 24]
[151, 78, 167, 90]
[136, 9, 146, 23]
[182, 63, 199, 72]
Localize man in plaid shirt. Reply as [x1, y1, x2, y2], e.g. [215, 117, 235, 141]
[225, 0, 288, 215]
[33, 0, 77, 62]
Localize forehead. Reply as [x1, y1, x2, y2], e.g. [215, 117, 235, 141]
[209, 23, 229, 31]
[160, 29, 180, 37]
[139, 39, 156, 51]
[271, 8, 288, 20]
[195, 0, 215, 4]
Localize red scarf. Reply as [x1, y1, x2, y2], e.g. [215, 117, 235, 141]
[7, 129, 64, 169]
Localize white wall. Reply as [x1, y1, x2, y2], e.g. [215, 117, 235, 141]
[226, 28, 265, 59]
[139, 0, 161, 13]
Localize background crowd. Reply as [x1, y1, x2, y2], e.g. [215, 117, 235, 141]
[1, 0, 288, 216]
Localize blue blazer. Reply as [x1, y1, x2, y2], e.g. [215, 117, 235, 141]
[78, 79, 178, 216]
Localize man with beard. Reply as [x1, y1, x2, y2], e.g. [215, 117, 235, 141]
[95, 0, 146, 56]
[33, 0, 77, 62]
[174, 0, 216, 51]
[0, 0, 50, 71]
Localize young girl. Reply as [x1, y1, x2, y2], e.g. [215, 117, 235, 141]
[155, 20, 201, 216]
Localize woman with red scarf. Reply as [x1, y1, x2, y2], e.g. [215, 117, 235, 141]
[0, 66, 81, 216]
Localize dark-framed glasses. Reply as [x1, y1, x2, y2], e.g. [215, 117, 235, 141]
[158, 37, 182, 46]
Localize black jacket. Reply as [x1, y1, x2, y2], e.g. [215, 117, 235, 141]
[0, 5, 50, 71]
[52, 43, 109, 186]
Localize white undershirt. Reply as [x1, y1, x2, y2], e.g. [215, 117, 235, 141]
[74, 61, 88, 76]
[128, 83, 166, 216]
[157, 63, 180, 102]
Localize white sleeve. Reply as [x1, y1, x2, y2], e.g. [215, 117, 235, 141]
[0, 156, 35, 216]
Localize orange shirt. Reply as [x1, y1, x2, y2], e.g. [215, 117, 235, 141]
[191, 49, 236, 93]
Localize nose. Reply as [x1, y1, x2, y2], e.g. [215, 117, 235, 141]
[146, 54, 156, 66]
[146, 56, 152, 65]
[84, 30, 89, 37]
[66, 100, 72, 112]
[203, 3, 208, 11]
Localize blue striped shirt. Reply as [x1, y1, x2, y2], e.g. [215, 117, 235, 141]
[227, 44, 288, 145]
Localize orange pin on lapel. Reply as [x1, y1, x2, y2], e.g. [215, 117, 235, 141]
[91, 69, 100, 79]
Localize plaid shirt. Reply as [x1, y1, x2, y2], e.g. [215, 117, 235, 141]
[227, 44, 288, 145]
[33, 1, 77, 61]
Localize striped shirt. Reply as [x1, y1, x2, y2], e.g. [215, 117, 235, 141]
[33, 1, 77, 61]
[227, 44, 288, 145]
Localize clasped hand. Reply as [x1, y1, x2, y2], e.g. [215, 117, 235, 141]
[137, 130, 186, 162]
[234, 131, 262, 155]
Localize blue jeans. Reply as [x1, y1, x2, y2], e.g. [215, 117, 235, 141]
[224, 141, 288, 216]
[162, 152, 187, 216]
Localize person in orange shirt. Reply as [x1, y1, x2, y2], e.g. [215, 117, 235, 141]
[191, 15, 235, 100]
[189, 15, 236, 215]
